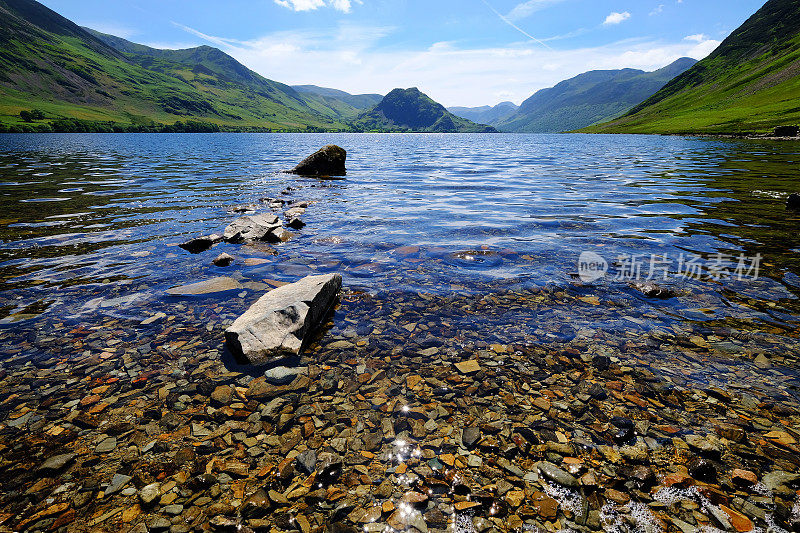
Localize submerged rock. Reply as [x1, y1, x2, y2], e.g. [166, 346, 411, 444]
[630, 281, 676, 299]
[223, 214, 282, 243]
[264, 366, 307, 385]
[166, 277, 242, 296]
[38, 453, 75, 473]
[538, 461, 578, 487]
[462, 426, 481, 449]
[787, 193, 800, 210]
[289, 145, 347, 177]
[225, 273, 342, 365]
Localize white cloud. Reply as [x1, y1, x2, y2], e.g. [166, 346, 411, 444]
[649, 4, 664, 15]
[507, 0, 565, 21]
[175, 23, 720, 107]
[603, 11, 631, 25]
[688, 38, 721, 57]
[273, 0, 359, 13]
[684, 33, 707, 42]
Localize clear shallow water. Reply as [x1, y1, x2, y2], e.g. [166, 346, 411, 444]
[1, 132, 800, 390]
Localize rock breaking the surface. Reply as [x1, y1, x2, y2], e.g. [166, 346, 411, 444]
[225, 273, 342, 365]
[288, 145, 347, 177]
[223, 214, 283, 243]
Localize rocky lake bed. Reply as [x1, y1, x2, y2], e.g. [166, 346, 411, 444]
[1, 133, 800, 533]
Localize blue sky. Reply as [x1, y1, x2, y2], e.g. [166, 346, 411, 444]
[40, 0, 766, 107]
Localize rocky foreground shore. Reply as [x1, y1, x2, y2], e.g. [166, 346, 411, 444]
[1, 282, 799, 533]
[2, 147, 800, 533]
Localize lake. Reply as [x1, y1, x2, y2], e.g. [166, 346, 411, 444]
[1, 133, 800, 532]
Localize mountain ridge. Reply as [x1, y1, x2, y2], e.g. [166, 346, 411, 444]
[0, 0, 351, 131]
[448, 101, 519, 125]
[493, 57, 697, 133]
[584, 0, 800, 134]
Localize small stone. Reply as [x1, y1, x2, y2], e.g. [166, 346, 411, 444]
[264, 366, 307, 385]
[296, 449, 317, 475]
[462, 426, 480, 449]
[148, 517, 172, 532]
[163, 504, 184, 516]
[720, 505, 754, 533]
[537, 461, 578, 487]
[505, 490, 525, 508]
[754, 354, 771, 369]
[211, 385, 233, 405]
[620, 444, 648, 462]
[39, 453, 76, 473]
[141, 312, 167, 325]
[269, 490, 290, 505]
[532, 493, 559, 520]
[467, 455, 482, 468]
[731, 469, 758, 486]
[105, 473, 132, 496]
[209, 516, 238, 532]
[605, 488, 630, 504]
[139, 482, 161, 505]
[95, 436, 117, 453]
[455, 360, 481, 374]
[213, 253, 234, 267]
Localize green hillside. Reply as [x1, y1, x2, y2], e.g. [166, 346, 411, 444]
[584, 0, 800, 134]
[495, 58, 696, 133]
[355, 88, 496, 133]
[87, 30, 379, 125]
[0, 0, 347, 131]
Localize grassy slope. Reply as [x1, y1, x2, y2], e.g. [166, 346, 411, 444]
[355, 88, 495, 133]
[497, 59, 697, 133]
[583, 0, 800, 134]
[89, 31, 372, 125]
[0, 0, 347, 130]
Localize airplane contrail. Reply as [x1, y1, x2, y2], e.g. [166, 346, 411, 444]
[479, 0, 553, 50]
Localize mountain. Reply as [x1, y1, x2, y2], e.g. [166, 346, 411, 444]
[494, 58, 697, 133]
[87, 30, 371, 125]
[292, 85, 383, 118]
[585, 0, 800, 134]
[355, 88, 496, 132]
[448, 101, 519, 125]
[0, 0, 348, 131]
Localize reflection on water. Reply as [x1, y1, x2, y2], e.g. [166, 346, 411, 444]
[0, 133, 799, 386]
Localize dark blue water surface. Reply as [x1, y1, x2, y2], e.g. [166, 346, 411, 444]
[1, 133, 800, 386]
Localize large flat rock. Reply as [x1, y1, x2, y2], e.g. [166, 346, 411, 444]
[167, 277, 242, 296]
[225, 273, 342, 365]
